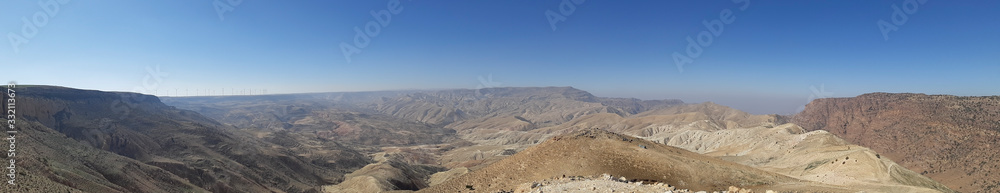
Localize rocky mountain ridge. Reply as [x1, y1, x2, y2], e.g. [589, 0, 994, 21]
[791, 92, 1000, 192]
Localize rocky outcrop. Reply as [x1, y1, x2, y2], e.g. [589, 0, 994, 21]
[792, 93, 1000, 192]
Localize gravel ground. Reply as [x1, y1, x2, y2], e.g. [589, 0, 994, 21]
[511, 174, 760, 193]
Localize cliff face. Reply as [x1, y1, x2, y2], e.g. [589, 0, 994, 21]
[792, 93, 1000, 192]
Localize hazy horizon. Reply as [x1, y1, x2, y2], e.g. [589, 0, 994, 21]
[3, 1, 998, 115]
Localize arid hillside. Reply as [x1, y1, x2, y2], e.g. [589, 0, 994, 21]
[422, 128, 949, 193]
[162, 87, 686, 169]
[1, 86, 372, 193]
[792, 93, 1000, 192]
[163, 87, 959, 193]
[0, 115, 207, 193]
[420, 129, 828, 192]
[112, 87, 959, 193]
[451, 103, 952, 192]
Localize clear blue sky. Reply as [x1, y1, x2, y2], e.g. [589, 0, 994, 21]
[2, 0, 998, 114]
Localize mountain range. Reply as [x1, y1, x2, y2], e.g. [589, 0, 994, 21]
[3, 86, 994, 192]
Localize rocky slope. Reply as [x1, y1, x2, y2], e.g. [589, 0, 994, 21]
[321, 152, 446, 193]
[0, 116, 207, 193]
[420, 129, 885, 193]
[2, 86, 371, 193]
[792, 93, 1000, 192]
[438, 102, 780, 169]
[429, 102, 952, 192]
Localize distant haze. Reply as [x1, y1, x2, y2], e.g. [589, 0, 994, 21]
[3, 1, 998, 115]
